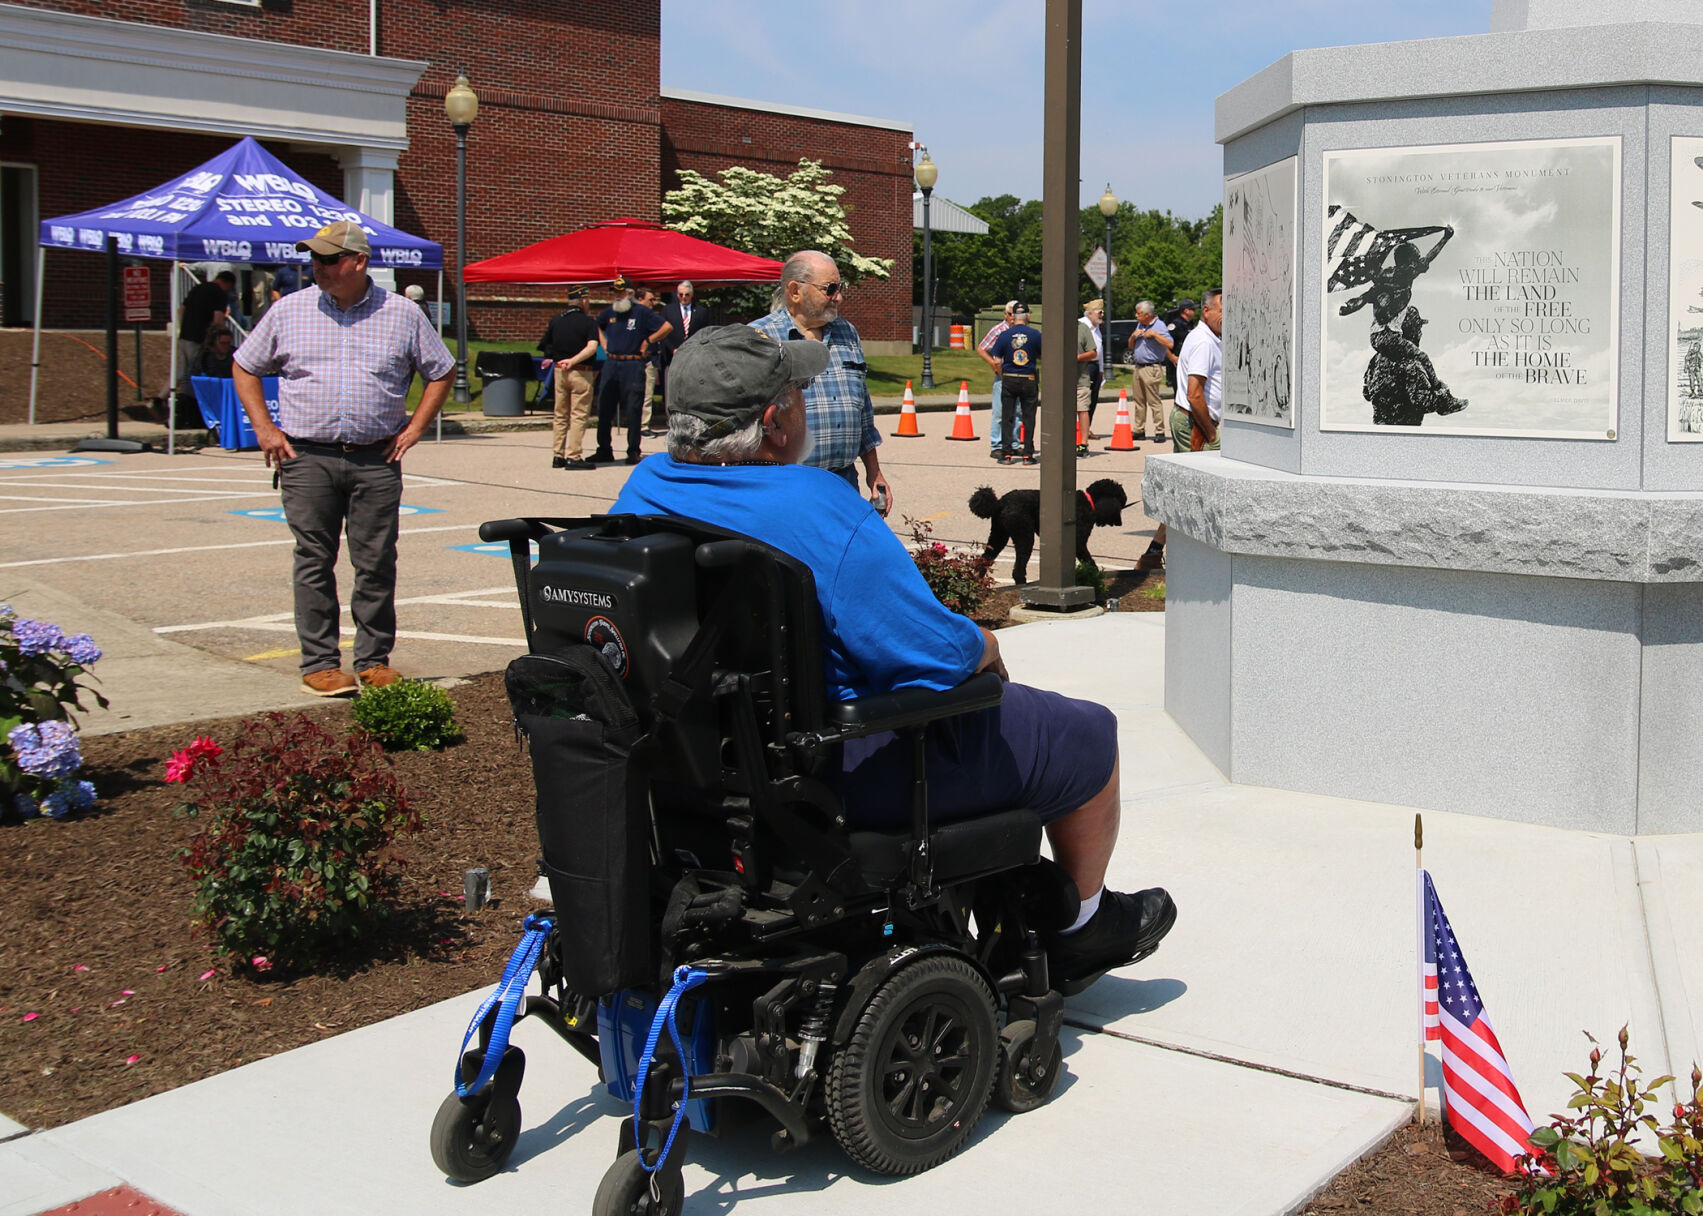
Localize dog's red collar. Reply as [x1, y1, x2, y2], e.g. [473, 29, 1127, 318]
[1083, 489, 1095, 514]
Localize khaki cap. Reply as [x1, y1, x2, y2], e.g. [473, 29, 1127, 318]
[295, 219, 372, 257]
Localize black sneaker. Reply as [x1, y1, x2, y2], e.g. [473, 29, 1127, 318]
[551, 455, 566, 469]
[563, 458, 593, 471]
[589, 449, 616, 464]
[1048, 887, 1176, 992]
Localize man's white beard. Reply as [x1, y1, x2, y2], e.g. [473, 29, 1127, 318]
[612, 295, 633, 314]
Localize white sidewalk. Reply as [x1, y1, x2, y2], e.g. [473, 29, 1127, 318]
[5, 611, 1699, 1216]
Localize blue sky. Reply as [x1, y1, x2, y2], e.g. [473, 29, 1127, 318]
[661, 1, 1495, 221]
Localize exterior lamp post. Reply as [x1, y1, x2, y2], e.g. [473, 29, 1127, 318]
[1098, 184, 1118, 383]
[916, 149, 938, 390]
[445, 72, 479, 405]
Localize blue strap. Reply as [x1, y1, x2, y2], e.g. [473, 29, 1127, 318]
[632, 965, 710, 1173]
[453, 913, 554, 1098]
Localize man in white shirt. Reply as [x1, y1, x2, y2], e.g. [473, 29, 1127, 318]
[1139, 288, 1223, 573]
[1171, 288, 1223, 452]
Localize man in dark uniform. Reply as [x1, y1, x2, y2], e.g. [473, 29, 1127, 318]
[1161, 297, 1198, 397]
[988, 302, 1042, 464]
[594, 275, 672, 465]
[538, 286, 602, 469]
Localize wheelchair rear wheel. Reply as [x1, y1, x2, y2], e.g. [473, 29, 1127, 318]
[826, 954, 997, 1175]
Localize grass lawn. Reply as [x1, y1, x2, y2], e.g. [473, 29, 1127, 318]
[865, 351, 1132, 397]
[406, 339, 537, 413]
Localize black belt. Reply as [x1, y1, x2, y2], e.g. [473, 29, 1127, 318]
[1003, 372, 1035, 380]
[606, 353, 648, 361]
[287, 434, 393, 452]
[1134, 361, 1165, 367]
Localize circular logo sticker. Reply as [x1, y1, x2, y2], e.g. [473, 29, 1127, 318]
[585, 616, 629, 679]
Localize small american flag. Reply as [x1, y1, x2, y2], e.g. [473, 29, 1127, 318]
[1422, 871, 1538, 1173]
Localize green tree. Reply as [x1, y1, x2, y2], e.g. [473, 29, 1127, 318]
[663, 159, 893, 320]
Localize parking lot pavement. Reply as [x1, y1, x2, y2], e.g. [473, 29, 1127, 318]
[0, 421, 1164, 694]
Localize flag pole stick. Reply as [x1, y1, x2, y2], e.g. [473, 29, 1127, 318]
[1415, 811, 1426, 1126]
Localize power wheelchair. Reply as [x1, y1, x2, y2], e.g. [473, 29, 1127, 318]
[429, 512, 1085, 1214]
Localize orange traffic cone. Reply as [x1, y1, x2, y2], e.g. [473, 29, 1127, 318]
[1108, 389, 1136, 450]
[945, 381, 977, 441]
[893, 381, 922, 437]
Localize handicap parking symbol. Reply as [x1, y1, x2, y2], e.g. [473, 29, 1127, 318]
[0, 456, 114, 469]
[232, 504, 442, 522]
[450, 542, 538, 560]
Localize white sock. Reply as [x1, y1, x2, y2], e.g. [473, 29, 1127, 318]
[1060, 887, 1103, 935]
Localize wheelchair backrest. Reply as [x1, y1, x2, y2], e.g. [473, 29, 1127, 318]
[525, 513, 827, 788]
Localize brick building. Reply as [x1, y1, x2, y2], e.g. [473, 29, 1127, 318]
[0, 0, 913, 350]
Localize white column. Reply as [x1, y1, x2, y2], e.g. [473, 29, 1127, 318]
[339, 145, 400, 289]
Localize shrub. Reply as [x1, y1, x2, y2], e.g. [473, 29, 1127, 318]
[1496, 1026, 1702, 1214]
[170, 713, 420, 973]
[1075, 560, 1109, 605]
[351, 679, 459, 751]
[1, 604, 106, 822]
[906, 516, 995, 616]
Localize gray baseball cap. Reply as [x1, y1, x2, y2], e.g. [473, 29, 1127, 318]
[669, 326, 829, 438]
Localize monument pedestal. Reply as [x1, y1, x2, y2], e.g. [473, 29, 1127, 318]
[1146, 454, 1703, 835]
[1167, 0, 1703, 833]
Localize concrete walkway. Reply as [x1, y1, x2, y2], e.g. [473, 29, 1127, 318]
[5, 613, 1696, 1216]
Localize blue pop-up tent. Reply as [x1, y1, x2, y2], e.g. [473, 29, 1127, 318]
[29, 137, 443, 435]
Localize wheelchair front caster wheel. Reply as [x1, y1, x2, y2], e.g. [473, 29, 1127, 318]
[429, 1088, 522, 1183]
[992, 1019, 1063, 1113]
[593, 1149, 685, 1216]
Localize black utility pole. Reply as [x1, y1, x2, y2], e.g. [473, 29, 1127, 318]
[105, 236, 119, 439]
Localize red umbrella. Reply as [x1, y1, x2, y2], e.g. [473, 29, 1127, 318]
[462, 218, 784, 285]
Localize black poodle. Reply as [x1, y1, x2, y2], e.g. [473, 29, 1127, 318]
[968, 478, 1128, 585]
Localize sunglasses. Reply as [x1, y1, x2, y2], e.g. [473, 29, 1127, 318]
[310, 251, 353, 266]
[811, 280, 844, 297]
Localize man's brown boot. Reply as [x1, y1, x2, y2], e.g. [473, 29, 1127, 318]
[358, 664, 402, 689]
[302, 669, 357, 697]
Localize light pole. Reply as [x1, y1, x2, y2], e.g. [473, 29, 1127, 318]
[1098, 184, 1118, 386]
[916, 149, 938, 390]
[445, 72, 479, 405]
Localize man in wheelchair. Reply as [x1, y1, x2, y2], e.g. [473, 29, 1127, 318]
[611, 324, 1176, 991]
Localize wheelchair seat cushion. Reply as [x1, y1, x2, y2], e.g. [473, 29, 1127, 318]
[848, 807, 1043, 888]
[834, 682, 1118, 831]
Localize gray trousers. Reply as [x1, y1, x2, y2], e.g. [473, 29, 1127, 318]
[278, 445, 402, 674]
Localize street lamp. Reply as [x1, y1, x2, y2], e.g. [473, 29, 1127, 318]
[916, 149, 938, 390]
[1098, 184, 1118, 387]
[445, 72, 479, 405]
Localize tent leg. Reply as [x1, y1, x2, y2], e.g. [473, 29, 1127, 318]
[28, 245, 45, 425]
[167, 262, 180, 456]
[435, 269, 444, 444]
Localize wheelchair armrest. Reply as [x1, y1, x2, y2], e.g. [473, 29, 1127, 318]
[824, 671, 1004, 739]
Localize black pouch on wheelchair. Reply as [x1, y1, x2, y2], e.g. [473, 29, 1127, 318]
[506, 649, 649, 996]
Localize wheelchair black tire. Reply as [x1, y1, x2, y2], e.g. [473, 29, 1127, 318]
[825, 954, 998, 1175]
[429, 1088, 521, 1183]
[593, 1148, 685, 1216]
[991, 1019, 1064, 1113]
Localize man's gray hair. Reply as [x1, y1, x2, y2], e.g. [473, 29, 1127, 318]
[677, 280, 693, 294]
[1004, 299, 1018, 316]
[666, 390, 797, 462]
[773, 250, 833, 311]
[1202, 287, 1223, 308]
[1136, 300, 1155, 317]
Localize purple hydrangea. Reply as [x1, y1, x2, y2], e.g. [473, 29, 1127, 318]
[11, 618, 65, 658]
[59, 633, 102, 666]
[13, 793, 39, 820]
[7, 720, 82, 779]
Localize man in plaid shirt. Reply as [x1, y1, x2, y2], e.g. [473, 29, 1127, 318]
[750, 250, 894, 514]
[235, 220, 455, 698]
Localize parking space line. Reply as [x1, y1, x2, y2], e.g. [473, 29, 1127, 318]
[155, 585, 519, 634]
[173, 620, 523, 647]
[0, 522, 479, 569]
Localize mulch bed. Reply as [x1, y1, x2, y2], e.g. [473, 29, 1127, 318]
[1301, 1119, 1515, 1215]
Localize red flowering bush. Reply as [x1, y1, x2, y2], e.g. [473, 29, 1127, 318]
[170, 713, 419, 973]
[906, 516, 995, 616]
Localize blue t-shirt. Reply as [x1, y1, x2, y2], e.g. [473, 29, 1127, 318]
[611, 458, 985, 701]
[597, 303, 664, 356]
[989, 324, 1041, 377]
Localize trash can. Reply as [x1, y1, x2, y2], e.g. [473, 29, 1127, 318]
[475, 351, 533, 417]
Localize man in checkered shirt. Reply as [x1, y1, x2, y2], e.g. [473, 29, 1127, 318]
[234, 220, 455, 699]
[749, 250, 894, 515]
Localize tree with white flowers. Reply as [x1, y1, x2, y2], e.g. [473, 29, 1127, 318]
[663, 159, 894, 290]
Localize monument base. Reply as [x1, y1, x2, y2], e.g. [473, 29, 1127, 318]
[1145, 454, 1703, 835]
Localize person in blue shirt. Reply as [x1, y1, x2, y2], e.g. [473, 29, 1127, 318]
[610, 323, 1176, 990]
[594, 275, 672, 466]
[988, 303, 1042, 464]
